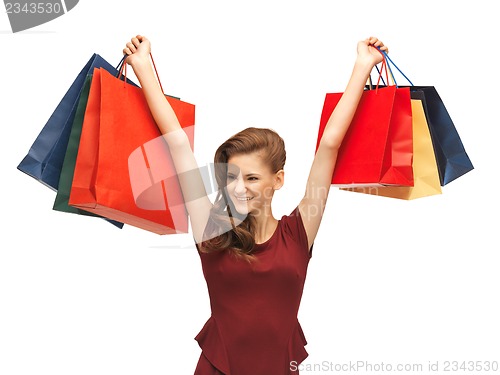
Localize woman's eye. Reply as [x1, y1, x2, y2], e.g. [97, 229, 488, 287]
[248, 177, 258, 181]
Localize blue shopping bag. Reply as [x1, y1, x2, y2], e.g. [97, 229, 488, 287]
[17, 54, 134, 190]
[404, 85, 474, 185]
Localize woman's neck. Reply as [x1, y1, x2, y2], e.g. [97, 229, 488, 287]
[252, 205, 278, 244]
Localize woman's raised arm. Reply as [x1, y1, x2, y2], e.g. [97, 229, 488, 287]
[124, 35, 212, 243]
[298, 36, 388, 251]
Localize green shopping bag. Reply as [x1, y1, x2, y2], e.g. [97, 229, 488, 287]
[52, 73, 124, 229]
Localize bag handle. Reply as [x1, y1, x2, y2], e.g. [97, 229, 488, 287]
[368, 48, 414, 89]
[368, 48, 390, 92]
[116, 55, 127, 71]
[379, 49, 414, 87]
[117, 53, 165, 94]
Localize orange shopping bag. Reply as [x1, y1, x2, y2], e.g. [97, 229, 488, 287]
[69, 57, 195, 234]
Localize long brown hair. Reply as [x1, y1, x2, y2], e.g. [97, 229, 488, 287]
[199, 127, 286, 261]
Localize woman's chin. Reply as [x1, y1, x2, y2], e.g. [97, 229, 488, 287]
[230, 199, 253, 216]
[232, 204, 249, 216]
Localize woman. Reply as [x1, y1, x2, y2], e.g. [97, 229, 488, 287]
[123, 35, 388, 374]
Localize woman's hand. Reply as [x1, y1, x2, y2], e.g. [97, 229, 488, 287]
[123, 35, 151, 67]
[356, 36, 388, 67]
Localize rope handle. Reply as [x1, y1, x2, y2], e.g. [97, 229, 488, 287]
[380, 49, 414, 87]
[368, 48, 414, 89]
[368, 48, 390, 92]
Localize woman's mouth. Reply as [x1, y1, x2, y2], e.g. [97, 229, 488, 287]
[235, 196, 254, 201]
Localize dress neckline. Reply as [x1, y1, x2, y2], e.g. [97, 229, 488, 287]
[253, 220, 281, 249]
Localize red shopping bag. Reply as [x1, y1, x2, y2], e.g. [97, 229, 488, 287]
[316, 83, 413, 187]
[69, 61, 195, 235]
[342, 98, 442, 200]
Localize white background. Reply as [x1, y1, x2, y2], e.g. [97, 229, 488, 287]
[1, 1, 498, 374]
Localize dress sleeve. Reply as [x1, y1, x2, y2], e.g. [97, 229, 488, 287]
[281, 206, 313, 258]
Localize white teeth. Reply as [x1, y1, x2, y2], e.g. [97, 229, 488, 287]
[236, 197, 253, 201]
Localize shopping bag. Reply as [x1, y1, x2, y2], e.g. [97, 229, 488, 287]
[17, 53, 135, 190]
[52, 73, 124, 228]
[405, 86, 473, 185]
[69, 61, 195, 235]
[380, 52, 473, 186]
[316, 72, 413, 187]
[343, 98, 442, 200]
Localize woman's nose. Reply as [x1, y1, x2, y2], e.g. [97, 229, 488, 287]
[234, 176, 246, 195]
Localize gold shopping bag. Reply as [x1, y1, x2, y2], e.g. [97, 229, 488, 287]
[343, 99, 441, 200]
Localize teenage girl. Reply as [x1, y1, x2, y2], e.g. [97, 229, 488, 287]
[123, 35, 388, 375]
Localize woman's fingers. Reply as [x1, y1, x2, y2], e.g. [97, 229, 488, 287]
[131, 37, 141, 49]
[366, 36, 389, 54]
[126, 41, 137, 53]
[126, 35, 150, 54]
[126, 35, 146, 52]
[122, 35, 150, 64]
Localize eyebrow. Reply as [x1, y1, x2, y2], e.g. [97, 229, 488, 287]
[227, 172, 261, 177]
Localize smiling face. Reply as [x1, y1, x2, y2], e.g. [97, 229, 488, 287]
[225, 151, 284, 216]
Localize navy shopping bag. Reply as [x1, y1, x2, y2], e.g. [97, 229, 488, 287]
[371, 51, 474, 186]
[403, 85, 474, 185]
[17, 54, 134, 190]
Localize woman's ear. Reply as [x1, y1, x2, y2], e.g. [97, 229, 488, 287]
[273, 169, 285, 190]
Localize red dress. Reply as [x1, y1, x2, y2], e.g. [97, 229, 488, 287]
[194, 207, 313, 375]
